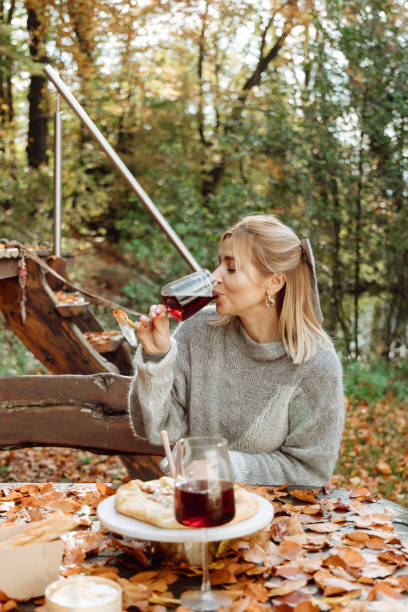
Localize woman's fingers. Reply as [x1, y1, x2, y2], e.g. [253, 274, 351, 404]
[149, 303, 168, 321]
[136, 314, 152, 333]
[135, 305, 170, 354]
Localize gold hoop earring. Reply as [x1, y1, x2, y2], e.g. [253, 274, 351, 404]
[265, 294, 275, 308]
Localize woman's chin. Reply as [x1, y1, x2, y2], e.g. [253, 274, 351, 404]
[215, 303, 231, 316]
[215, 301, 225, 314]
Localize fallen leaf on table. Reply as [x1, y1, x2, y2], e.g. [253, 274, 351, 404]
[290, 490, 317, 503]
[397, 574, 408, 591]
[306, 521, 341, 533]
[210, 569, 238, 585]
[292, 602, 319, 612]
[265, 578, 308, 596]
[96, 483, 116, 497]
[275, 566, 309, 581]
[366, 582, 403, 601]
[279, 540, 303, 560]
[286, 515, 305, 535]
[313, 569, 360, 596]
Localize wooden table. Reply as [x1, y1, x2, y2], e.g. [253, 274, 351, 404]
[0, 482, 407, 611]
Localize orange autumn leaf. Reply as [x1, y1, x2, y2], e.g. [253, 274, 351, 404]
[210, 569, 237, 585]
[129, 571, 158, 583]
[49, 499, 82, 512]
[357, 576, 375, 585]
[241, 583, 270, 602]
[343, 531, 370, 543]
[275, 567, 309, 581]
[335, 546, 366, 569]
[349, 487, 371, 498]
[17, 495, 41, 508]
[366, 582, 403, 601]
[294, 602, 319, 612]
[306, 522, 341, 533]
[290, 490, 317, 503]
[149, 580, 170, 593]
[313, 569, 360, 596]
[302, 504, 323, 515]
[376, 460, 392, 475]
[279, 539, 303, 560]
[286, 515, 305, 535]
[96, 483, 116, 497]
[360, 556, 397, 579]
[18, 484, 40, 496]
[364, 535, 387, 550]
[397, 574, 408, 591]
[265, 578, 308, 596]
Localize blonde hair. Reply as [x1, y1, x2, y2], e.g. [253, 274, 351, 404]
[210, 214, 333, 364]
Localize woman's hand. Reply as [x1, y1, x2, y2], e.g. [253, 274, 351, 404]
[135, 304, 171, 354]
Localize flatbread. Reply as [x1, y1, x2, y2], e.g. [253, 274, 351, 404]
[115, 477, 259, 529]
[0, 513, 80, 549]
[113, 309, 137, 329]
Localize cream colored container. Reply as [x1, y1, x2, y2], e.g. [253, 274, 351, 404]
[45, 576, 122, 612]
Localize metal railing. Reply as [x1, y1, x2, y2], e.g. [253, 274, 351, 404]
[44, 65, 201, 272]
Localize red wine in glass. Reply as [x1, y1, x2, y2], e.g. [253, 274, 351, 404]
[161, 295, 213, 322]
[175, 479, 235, 528]
[161, 269, 215, 321]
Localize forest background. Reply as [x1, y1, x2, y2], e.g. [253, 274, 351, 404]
[0, 0, 407, 504]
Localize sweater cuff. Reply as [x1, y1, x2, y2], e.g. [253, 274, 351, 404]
[229, 450, 250, 483]
[133, 337, 177, 373]
[142, 349, 169, 363]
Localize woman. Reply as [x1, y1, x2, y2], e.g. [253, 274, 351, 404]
[128, 214, 344, 486]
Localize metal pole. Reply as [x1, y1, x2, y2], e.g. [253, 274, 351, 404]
[44, 65, 201, 272]
[54, 93, 62, 257]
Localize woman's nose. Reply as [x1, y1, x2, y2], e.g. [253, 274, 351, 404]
[211, 266, 222, 284]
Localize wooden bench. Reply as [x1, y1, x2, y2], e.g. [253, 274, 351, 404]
[0, 373, 164, 481]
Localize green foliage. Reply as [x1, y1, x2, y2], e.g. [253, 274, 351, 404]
[0, 322, 47, 376]
[343, 357, 408, 404]
[1, 0, 407, 361]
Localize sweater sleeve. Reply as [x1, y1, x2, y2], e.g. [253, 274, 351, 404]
[228, 349, 345, 487]
[128, 334, 190, 446]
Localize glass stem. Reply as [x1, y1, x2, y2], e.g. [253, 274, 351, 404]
[201, 528, 211, 595]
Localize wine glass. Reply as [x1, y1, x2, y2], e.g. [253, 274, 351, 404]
[174, 436, 235, 611]
[161, 269, 216, 321]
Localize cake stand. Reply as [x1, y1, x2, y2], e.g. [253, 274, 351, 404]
[97, 492, 274, 543]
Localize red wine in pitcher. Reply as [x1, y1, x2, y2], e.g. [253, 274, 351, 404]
[175, 479, 235, 528]
[162, 294, 213, 322]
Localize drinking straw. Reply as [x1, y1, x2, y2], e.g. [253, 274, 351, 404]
[160, 430, 176, 478]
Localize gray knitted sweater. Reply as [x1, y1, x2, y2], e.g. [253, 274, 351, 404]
[128, 306, 344, 486]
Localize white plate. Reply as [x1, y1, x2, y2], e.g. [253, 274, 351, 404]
[97, 492, 274, 543]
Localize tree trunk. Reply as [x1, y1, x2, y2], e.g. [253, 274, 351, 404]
[330, 177, 351, 355]
[0, 0, 16, 156]
[26, 6, 48, 168]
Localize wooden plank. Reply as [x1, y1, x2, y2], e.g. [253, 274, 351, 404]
[0, 259, 18, 279]
[0, 374, 162, 458]
[121, 455, 163, 480]
[0, 259, 127, 374]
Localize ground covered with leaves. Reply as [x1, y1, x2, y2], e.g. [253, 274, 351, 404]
[0, 396, 407, 509]
[332, 397, 408, 508]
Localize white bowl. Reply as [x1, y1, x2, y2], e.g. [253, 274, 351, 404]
[45, 576, 122, 612]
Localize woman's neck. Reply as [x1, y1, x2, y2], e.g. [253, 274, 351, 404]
[239, 310, 282, 344]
